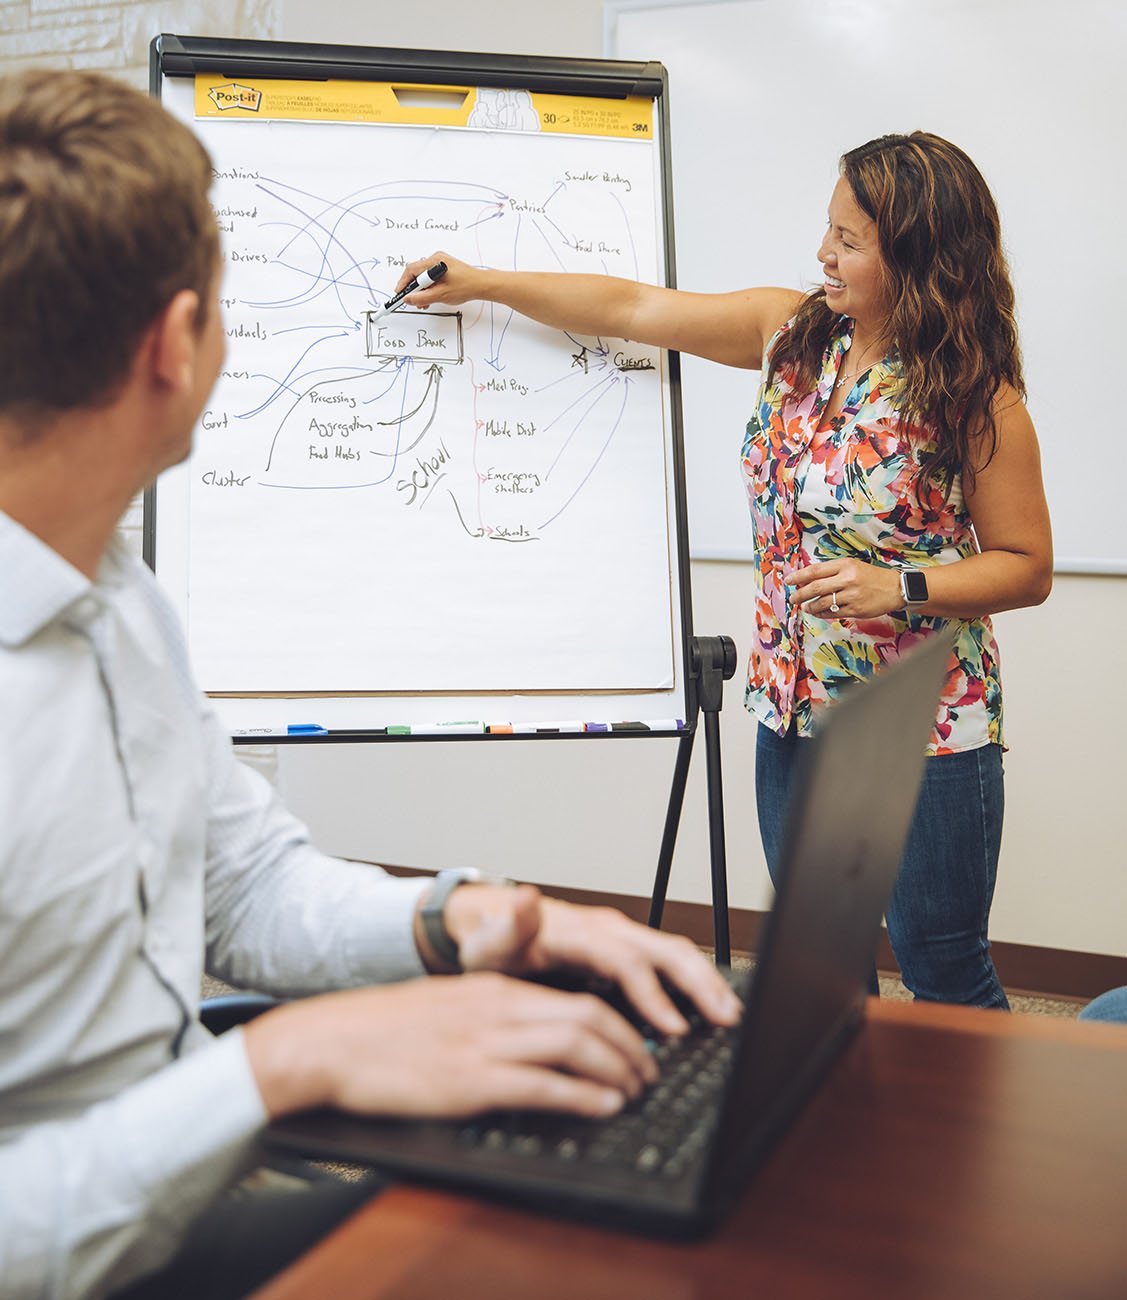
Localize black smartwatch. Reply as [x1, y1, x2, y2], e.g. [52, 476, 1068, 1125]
[899, 568, 929, 606]
[419, 868, 513, 972]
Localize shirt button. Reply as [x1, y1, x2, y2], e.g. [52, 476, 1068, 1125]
[71, 596, 101, 624]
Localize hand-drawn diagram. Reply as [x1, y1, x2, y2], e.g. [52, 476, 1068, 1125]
[168, 104, 677, 694]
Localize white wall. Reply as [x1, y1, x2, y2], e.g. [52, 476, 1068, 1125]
[5, 0, 1124, 957]
[276, 0, 608, 60]
[280, 560, 1127, 957]
[611, 0, 1127, 574]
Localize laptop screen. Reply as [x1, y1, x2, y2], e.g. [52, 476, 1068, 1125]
[706, 631, 954, 1209]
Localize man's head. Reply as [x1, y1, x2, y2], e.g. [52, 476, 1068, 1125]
[0, 68, 219, 428]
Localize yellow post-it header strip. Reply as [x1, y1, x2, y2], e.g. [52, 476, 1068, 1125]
[193, 76, 653, 139]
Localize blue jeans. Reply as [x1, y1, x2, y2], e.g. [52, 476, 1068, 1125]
[755, 723, 1009, 1009]
[1078, 988, 1127, 1023]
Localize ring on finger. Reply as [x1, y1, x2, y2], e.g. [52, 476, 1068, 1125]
[829, 592, 840, 613]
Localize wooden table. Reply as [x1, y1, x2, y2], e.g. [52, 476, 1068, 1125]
[252, 999, 1127, 1299]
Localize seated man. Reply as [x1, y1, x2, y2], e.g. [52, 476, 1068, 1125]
[0, 69, 740, 1299]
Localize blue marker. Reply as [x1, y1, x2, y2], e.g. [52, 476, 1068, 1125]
[373, 261, 447, 320]
[287, 723, 328, 735]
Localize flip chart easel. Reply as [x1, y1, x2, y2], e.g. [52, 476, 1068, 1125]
[147, 35, 735, 955]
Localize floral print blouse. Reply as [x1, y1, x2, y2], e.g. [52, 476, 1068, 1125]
[740, 316, 1003, 755]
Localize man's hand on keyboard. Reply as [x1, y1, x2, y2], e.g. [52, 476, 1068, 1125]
[442, 883, 743, 1037]
[244, 971, 659, 1121]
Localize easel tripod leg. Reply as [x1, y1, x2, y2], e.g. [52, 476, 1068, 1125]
[649, 634, 736, 966]
[648, 730, 695, 930]
[702, 706, 731, 965]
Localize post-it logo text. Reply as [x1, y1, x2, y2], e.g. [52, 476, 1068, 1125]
[208, 83, 263, 113]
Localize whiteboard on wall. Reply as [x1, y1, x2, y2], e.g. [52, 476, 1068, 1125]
[148, 37, 694, 736]
[608, 0, 1127, 574]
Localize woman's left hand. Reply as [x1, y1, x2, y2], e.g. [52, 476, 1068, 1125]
[784, 558, 906, 620]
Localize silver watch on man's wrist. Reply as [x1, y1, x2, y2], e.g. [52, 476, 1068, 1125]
[899, 568, 929, 606]
[419, 867, 514, 972]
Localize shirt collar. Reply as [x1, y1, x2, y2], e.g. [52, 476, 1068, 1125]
[0, 510, 127, 648]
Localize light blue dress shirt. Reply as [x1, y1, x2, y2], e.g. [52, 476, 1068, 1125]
[0, 512, 430, 1298]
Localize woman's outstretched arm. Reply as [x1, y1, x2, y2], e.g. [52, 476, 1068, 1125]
[394, 251, 803, 370]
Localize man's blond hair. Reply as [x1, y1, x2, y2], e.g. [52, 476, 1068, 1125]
[0, 68, 218, 423]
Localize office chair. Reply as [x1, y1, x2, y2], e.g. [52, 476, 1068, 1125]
[198, 992, 280, 1036]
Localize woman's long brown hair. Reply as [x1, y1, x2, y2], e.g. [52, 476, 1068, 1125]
[767, 132, 1024, 505]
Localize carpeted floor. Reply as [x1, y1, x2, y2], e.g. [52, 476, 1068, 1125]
[203, 965, 1088, 1019]
[876, 972, 1084, 1018]
[726, 955, 1086, 1019]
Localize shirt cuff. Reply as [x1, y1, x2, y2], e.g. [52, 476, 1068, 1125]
[342, 872, 433, 985]
[120, 1027, 268, 1224]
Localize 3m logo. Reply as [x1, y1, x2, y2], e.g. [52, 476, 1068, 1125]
[208, 83, 263, 113]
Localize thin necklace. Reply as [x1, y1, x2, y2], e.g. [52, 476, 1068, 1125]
[834, 337, 886, 391]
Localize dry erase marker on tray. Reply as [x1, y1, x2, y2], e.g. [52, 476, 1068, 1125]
[511, 722, 586, 734]
[372, 261, 447, 320]
[408, 721, 486, 735]
[610, 719, 685, 732]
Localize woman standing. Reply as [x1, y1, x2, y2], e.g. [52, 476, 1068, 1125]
[397, 132, 1052, 1008]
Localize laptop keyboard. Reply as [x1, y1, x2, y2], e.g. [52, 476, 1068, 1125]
[455, 970, 747, 1181]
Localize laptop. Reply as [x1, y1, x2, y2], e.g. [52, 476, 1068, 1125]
[266, 630, 954, 1238]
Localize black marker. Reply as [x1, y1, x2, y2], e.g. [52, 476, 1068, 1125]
[375, 261, 447, 319]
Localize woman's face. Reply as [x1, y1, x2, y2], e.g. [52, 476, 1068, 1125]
[817, 176, 891, 334]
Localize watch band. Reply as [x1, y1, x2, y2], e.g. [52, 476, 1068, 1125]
[420, 868, 481, 973]
[420, 868, 515, 973]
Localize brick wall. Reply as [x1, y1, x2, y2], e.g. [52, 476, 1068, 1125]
[0, 1, 281, 88]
